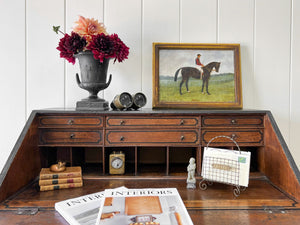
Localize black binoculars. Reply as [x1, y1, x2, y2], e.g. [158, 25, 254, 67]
[110, 92, 147, 110]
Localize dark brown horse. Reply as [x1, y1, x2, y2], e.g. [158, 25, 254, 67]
[174, 62, 221, 95]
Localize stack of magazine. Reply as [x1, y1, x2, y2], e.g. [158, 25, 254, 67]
[55, 187, 193, 225]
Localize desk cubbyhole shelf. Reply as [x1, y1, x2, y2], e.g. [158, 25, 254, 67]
[39, 146, 199, 178]
[39, 147, 104, 176]
[104, 146, 198, 177]
[38, 146, 259, 177]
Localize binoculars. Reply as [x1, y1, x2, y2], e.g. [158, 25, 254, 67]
[110, 92, 147, 110]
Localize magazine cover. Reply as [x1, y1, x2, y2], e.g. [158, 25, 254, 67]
[96, 188, 193, 225]
[55, 187, 126, 225]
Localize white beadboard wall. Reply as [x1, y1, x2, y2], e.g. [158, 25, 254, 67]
[0, 0, 299, 173]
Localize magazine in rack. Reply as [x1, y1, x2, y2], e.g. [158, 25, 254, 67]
[96, 188, 193, 225]
[55, 187, 126, 225]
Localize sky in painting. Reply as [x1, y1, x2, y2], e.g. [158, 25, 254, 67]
[159, 49, 235, 77]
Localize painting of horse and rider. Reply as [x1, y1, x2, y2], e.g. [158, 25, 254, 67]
[152, 43, 242, 109]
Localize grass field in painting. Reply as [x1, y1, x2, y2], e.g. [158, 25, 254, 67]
[159, 73, 235, 103]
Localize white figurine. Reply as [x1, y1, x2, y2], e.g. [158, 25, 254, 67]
[187, 157, 196, 189]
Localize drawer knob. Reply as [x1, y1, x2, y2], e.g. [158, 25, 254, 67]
[231, 119, 236, 124]
[120, 136, 125, 141]
[70, 133, 75, 139]
[180, 120, 185, 125]
[180, 136, 185, 141]
[231, 133, 237, 139]
[120, 120, 125, 125]
[68, 119, 74, 125]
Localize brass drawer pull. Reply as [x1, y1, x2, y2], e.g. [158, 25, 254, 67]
[231, 133, 237, 139]
[180, 135, 185, 141]
[120, 120, 125, 125]
[68, 119, 74, 125]
[70, 133, 75, 139]
[180, 120, 185, 125]
[120, 136, 125, 141]
[231, 119, 236, 124]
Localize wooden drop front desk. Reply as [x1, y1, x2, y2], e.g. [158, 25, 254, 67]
[1, 109, 300, 224]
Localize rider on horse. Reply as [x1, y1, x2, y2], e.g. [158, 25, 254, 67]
[195, 54, 204, 79]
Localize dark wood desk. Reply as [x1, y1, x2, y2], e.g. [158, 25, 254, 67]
[1, 109, 300, 224]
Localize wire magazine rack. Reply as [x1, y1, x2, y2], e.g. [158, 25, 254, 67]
[199, 136, 248, 197]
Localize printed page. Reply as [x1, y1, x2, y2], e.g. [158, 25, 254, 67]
[55, 186, 127, 225]
[96, 188, 193, 225]
[55, 191, 105, 225]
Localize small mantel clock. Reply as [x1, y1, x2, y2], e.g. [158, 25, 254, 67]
[109, 151, 125, 175]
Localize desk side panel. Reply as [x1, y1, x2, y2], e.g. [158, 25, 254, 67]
[0, 113, 41, 203]
[264, 113, 300, 200]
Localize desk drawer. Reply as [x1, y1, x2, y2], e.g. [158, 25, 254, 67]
[106, 130, 199, 146]
[39, 116, 103, 128]
[202, 116, 264, 127]
[202, 130, 264, 146]
[39, 130, 102, 146]
[106, 116, 199, 128]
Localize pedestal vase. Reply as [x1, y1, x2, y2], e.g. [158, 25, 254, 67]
[75, 51, 112, 110]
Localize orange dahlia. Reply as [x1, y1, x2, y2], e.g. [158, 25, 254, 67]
[73, 15, 107, 42]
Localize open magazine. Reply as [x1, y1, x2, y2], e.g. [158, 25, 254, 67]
[55, 187, 126, 225]
[96, 188, 193, 225]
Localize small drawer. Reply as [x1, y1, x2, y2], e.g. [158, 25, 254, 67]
[106, 130, 199, 146]
[202, 130, 264, 146]
[39, 116, 103, 128]
[106, 116, 199, 128]
[202, 116, 264, 127]
[39, 130, 102, 146]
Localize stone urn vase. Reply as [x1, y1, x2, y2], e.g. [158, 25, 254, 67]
[75, 51, 112, 110]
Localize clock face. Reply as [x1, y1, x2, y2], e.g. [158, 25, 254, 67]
[111, 157, 123, 169]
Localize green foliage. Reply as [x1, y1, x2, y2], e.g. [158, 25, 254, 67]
[159, 74, 235, 103]
[53, 26, 60, 34]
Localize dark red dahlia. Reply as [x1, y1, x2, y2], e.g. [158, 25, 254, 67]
[57, 32, 87, 64]
[110, 33, 130, 63]
[87, 33, 114, 62]
[87, 33, 129, 63]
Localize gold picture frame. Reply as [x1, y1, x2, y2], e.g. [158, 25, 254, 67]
[152, 43, 242, 109]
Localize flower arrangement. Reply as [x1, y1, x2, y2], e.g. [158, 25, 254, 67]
[54, 16, 129, 64]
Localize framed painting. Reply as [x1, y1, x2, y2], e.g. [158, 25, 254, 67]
[152, 43, 242, 109]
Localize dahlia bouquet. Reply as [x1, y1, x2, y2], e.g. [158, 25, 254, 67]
[53, 16, 129, 64]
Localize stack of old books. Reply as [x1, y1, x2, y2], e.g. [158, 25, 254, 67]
[39, 166, 83, 191]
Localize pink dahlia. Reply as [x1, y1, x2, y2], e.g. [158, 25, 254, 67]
[73, 15, 107, 42]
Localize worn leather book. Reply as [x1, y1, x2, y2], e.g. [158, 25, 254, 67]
[39, 167, 82, 180]
[39, 177, 82, 186]
[40, 181, 83, 191]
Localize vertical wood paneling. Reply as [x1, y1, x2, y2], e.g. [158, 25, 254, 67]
[26, 0, 65, 112]
[104, 0, 142, 103]
[181, 0, 217, 43]
[218, 0, 254, 109]
[1, 0, 300, 172]
[65, 0, 103, 108]
[142, 0, 180, 107]
[290, 0, 300, 168]
[254, 0, 291, 142]
[0, 0, 26, 173]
